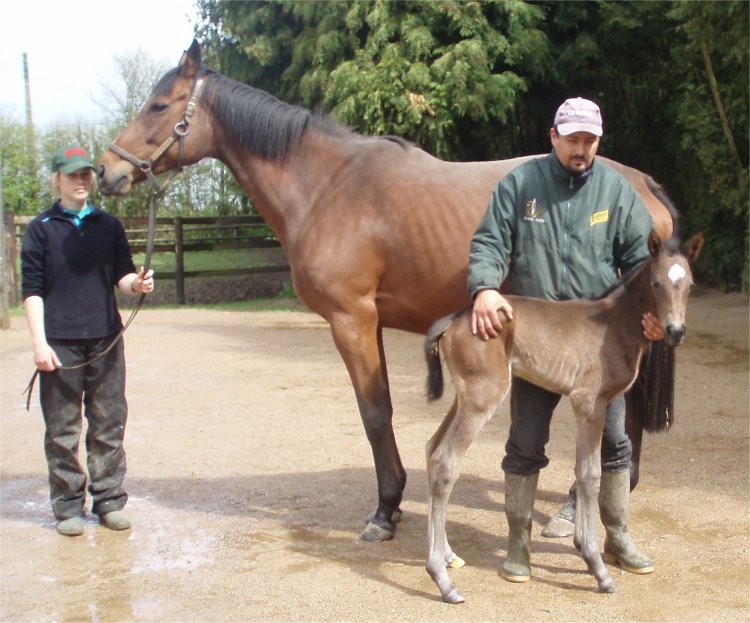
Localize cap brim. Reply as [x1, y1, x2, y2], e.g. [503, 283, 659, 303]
[58, 161, 96, 174]
[557, 123, 603, 137]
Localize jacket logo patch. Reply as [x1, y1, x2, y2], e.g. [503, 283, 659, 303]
[523, 198, 546, 223]
[590, 210, 609, 226]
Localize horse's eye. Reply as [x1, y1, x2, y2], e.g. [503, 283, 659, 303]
[652, 280, 661, 289]
[149, 102, 169, 114]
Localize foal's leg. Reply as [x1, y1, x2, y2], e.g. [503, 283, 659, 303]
[426, 388, 504, 603]
[329, 317, 405, 541]
[425, 396, 464, 570]
[571, 396, 616, 593]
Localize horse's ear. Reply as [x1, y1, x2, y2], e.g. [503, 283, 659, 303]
[178, 39, 201, 78]
[681, 233, 704, 262]
[647, 229, 661, 258]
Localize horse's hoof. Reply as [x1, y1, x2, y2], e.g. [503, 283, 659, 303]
[363, 508, 402, 525]
[442, 588, 465, 604]
[541, 515, 575, 538]
[448, 555, 465, 569]
[359, 521, 395, 542]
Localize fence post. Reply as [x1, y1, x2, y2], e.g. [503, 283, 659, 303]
[174, 217, 185, 305]
[1, 211, 20, 330]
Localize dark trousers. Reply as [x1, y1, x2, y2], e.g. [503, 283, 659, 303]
[501, 376, 631, 476]
[39, 336, 128, 520]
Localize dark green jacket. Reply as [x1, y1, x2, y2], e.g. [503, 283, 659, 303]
[468, 152, 653, 301]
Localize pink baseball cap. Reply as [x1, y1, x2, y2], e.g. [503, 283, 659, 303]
[554, 98, 603, 137]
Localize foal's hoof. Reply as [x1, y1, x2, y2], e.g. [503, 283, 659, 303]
[442, 588, 465, 604]
[597, 579, 618, 594]
[360, 521, 395, 542]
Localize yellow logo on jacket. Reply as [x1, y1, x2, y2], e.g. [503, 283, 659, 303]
[590, 210, 609, 226]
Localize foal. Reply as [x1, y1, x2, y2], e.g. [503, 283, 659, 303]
[423, 230, 703, 603]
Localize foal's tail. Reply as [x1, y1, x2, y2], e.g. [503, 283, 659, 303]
[627, 340, 676, 432]
[424, 310, 464, 401]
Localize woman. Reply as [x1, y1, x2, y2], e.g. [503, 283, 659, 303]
[21, 145, 154, 536]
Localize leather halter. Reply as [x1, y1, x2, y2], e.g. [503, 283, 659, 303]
[107, 76, 204, 195]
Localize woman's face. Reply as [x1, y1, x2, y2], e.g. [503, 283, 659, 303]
[57, 168, 93, 208]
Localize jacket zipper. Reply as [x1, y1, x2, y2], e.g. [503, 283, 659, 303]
[560, 176, 574, 299]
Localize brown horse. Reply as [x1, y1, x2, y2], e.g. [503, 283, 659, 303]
[423, 231, 703, 602]
[97, 40, 674, 541]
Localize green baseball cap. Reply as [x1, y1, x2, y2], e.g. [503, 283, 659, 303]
[50, 145, 95, 174]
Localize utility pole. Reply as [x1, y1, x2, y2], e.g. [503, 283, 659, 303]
[0, 171, 10, 330]
[23, 53, 37, 173]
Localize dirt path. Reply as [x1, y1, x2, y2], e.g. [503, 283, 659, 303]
[1, 288, 748, 622]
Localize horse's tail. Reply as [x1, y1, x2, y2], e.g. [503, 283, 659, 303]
[627, 340, 676, 433]
[425, 311, 463, 402]
[635, 176, 679, 433]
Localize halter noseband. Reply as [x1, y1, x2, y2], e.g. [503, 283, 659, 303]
[107, 76, 205, 195]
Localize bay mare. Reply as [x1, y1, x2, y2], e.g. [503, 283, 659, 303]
[97, 40, 675, 541]
[423, 231, 703, 602]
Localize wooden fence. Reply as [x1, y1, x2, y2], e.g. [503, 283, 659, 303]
[6, 214, 290, 306]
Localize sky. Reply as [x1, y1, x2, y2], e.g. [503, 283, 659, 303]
[0, 0, 198, 128]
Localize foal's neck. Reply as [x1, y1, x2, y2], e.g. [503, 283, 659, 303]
[607, 259, 655, 335]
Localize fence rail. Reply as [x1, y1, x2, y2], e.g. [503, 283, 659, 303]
[7, 214, 289, 306]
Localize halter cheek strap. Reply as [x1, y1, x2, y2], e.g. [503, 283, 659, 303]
[107, 76, 204, 195]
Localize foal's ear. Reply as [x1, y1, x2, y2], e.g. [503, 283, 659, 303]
[647, 229, 662, 258]
[681, 233, 705, 262]
[178, 39, 201, 78]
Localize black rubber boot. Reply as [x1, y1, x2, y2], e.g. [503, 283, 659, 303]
[501, 473, 539, 583]
[600, 470, 654, 574]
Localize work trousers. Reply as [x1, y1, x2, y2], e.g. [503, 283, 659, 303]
[501, 376, 631, 476]
[39, 336, 128, 520]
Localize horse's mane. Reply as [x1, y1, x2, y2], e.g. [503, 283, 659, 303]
[152, 66, 405, 161]
[646, 175, 680, 234]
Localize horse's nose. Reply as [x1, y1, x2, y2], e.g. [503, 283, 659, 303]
[665, 324, 687, 345]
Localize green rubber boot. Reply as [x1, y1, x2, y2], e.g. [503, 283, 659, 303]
[600, 470, 654, 574]
[501, 473, 539, 583]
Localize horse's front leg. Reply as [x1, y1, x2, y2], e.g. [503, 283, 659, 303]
[329, 316, 405, 541]
[572, 396, 616, 593]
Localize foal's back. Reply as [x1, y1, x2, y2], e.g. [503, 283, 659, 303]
[438, 287, 647, 404]
[504, 294, 646, 400]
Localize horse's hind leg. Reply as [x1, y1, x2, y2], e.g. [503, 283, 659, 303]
[426, 345, 509, 603]
[572, 397, 616, 593]
[425, 396, 465, 570]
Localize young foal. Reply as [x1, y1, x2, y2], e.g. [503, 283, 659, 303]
[423, 230, 703, 603]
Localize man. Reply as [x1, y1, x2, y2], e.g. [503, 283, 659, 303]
[22, 145, 154, 536]
[468, 98, 662, 582]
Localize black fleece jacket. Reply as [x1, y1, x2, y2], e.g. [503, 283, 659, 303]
[21, 202, 135, 340]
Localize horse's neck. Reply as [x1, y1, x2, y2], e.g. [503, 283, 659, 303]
[214, 128, 347, 249]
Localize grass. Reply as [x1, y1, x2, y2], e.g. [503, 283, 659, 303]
[133, 247, 286, 273]
[7, 248, 303, 317]
[6, 284, 306, 317]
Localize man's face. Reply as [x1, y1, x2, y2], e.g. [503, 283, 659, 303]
[550, 129, 600, 175]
